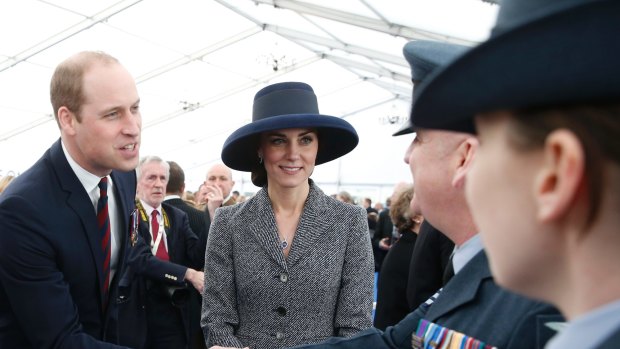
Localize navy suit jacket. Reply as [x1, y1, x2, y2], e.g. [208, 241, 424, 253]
[293, 250, 563, 349]
[165, 198, 208, 243]
[117, 202, 207, 348]
[0, 140, 136, 348]
[406, 221, 453, 310]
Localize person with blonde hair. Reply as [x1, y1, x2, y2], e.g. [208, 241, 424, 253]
[0, 173, 16, 194]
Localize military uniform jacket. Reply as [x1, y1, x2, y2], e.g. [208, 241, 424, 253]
[293, 250, 563, 349]
[202, 180, 374, 349]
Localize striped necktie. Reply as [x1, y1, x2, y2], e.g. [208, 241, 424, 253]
[97, 177, 111, 300]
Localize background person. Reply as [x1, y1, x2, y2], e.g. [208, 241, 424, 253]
[125, 156, 206, 349]
[202, 82, 374, 349]
[373, 185, 421, 330]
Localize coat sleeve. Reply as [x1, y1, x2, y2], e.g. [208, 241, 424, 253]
[201, 208, 244, 348]
[176, 211, 206, 270]
[334, 206, 375, 337]
[0, 195, 130, 349]
[125, 223, 187, 286]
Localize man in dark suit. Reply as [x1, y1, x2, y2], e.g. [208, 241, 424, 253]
[164, 160, 209, 349]
[165, 161, 209, 239]
[292, 41, 562, 349]
[202, 163, 236, 222]
[129, 156, 207, 349]
[371, 199, 393, 271]
[0, 51, 144, 348]
[406, 221, 453, 310]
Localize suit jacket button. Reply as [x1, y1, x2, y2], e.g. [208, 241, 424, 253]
[275, 332, 285, 340]
[276, 306, 287, 316]
[279, 273, 288, 283]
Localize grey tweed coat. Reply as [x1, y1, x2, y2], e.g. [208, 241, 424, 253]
[201, 181, 374, 349]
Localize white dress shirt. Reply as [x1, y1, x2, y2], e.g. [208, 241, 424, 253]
[62, 141, 120, 285]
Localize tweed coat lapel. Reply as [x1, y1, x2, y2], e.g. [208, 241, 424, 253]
[245, 181, 328, 270]
[425, 250, 491, 321]
[286, 181, 330, 267]
[246, 188, 288, 270]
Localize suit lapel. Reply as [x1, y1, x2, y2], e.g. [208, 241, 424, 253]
[110, 171, 134, 271]
[286, 182, 329, 267]
[246, 188, 288, 270]
[162, 204, 177, 260]
[50, 140, 107, 305]
[425, 250, 492, 321]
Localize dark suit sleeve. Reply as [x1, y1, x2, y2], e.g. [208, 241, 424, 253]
[126, 228, 187, 286]
[0, 196, 129, 349]
[177, 210, 207, 270]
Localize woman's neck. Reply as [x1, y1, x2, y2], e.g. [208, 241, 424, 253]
[267, 180, 310, 215]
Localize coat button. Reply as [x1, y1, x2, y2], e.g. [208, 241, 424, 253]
[279, 273, 288, 283]
[276, 332, 285, 340]
[276, 306, 287, 316]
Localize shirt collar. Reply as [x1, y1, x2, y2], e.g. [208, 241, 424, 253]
[61, 141, 105, 193]
[139, 199, 161, 217]
[452, 234, 484, 274]
[546, 299, 620, 349]
[164, 194, 181, 200]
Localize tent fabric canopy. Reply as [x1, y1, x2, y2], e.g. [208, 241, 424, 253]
[0, 0, 497, 198]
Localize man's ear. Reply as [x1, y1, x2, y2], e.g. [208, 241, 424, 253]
[57, 106, 77, 136]
[535, 129, 585, 223]
[452, 137, 478, 189]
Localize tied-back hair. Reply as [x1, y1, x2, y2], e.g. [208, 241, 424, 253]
[508, 103, 620, 228]
[251, 162, 268, 187]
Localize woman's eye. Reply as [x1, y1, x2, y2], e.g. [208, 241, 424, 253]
[271, 138, 285, 145]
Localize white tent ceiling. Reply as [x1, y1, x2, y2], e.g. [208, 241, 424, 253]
[0, 0, 498, 199]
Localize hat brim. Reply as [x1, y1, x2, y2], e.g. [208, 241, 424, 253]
[221, 114, 359, 172]
[410, 1, 620, 133]
[392, 122, 414, 137]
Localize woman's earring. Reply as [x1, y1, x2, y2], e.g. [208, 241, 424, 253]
[258, 156, 263, 164]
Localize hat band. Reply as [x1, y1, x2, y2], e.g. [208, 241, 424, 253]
[252, 89, 319, 121]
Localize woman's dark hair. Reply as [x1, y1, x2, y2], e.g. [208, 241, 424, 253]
[251, 162, 268, 187]
[507, 103, 620, 227]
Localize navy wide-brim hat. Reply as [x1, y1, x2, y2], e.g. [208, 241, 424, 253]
[221, 82, 359, 172]
[410, 0, 620, 133]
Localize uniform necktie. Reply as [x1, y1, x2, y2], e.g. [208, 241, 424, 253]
[97, 177, 111, 299]
[151, 210, 169, 261]
[442, 253, 455, 285]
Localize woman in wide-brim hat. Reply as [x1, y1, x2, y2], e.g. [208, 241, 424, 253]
[202, 82, 374, 349]
[411, 0, 620, 348]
